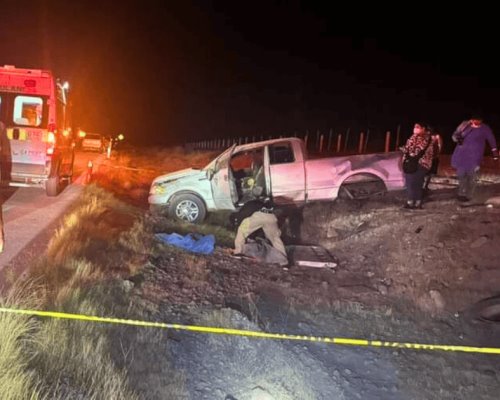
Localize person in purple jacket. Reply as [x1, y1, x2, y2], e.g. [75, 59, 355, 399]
[451, 115, 498, 202]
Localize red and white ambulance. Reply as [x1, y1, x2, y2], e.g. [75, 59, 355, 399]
[0, 65, 74, 196]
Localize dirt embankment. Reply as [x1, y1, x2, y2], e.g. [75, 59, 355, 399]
[85, 148, 500, 400]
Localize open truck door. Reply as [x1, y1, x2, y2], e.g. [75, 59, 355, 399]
[210, 144, 238, 210]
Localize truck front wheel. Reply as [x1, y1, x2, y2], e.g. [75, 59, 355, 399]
[169, 194, 206, 224]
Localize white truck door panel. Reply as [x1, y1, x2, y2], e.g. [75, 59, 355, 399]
[210, 145, 238, 210]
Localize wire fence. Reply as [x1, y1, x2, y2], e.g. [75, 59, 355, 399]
[186, 127, 404, 155]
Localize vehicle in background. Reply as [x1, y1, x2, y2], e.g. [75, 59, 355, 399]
[81, 132, 104, 152]
[149, 137, 405, 223]
[0, 65, 74, 196]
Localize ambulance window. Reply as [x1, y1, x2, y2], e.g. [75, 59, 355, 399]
[13, 96, 43, 127]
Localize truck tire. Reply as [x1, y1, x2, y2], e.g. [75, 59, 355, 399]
[169, 194, 206, 224]
[46, 175, 60, 197]
[338, 178, 386, 200]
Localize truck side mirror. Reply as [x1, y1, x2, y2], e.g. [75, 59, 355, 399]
[206, 169, 214, 180]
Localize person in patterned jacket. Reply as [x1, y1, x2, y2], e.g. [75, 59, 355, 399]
[401, 122, 434, 209]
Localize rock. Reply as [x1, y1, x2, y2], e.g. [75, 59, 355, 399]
[429, 290, 445, 311]
[344, 368, 352, 375]
[470, 236, 489, 248]
[377, 284, 388, 295]
[121, 279, 134, 292]
[382, 278, 393, 286]
[366, 271, 375, 278]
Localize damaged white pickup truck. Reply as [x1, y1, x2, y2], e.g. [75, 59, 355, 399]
[149, 137, 405, 223]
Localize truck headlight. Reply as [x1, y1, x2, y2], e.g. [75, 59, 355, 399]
[150, 179, 177, 195]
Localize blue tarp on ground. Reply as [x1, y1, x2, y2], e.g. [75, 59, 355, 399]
[155, 233, 215, 255]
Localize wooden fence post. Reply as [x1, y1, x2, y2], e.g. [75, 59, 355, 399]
[358, 131, 365, 154]
[395, 125, 401, 150]
[384, 131, 391, 152]
[364, 129, 370, 153]
[344, 128, 350, 152]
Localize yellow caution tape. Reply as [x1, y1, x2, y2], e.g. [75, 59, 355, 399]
[0, 307, 499, 355]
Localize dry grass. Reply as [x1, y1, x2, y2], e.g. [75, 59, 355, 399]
[32, 297, 139, 399]
[2, 184, 188, 399]
[0, 264, 139, 399]
[118, 218, 157, 257]
[0, 283, 43, 400]
[46, 184, 138, 266]
[31, 185, 141, 295]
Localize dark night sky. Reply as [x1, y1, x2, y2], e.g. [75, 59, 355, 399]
[1, 1, 499, 147]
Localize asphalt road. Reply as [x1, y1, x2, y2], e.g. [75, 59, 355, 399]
[0, 151, 105, 285]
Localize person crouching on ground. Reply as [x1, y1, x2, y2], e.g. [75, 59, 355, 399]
[231, 199, 287, 260]
[402, 122, 434, 209]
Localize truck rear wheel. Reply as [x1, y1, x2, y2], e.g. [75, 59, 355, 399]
[338, 177, 386, 200]
[46, 175, 60, 197]
[169, 194, 206, 224]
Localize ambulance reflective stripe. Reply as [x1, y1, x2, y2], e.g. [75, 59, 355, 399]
[6, 128, 49, 142]
[7, 128, 28, 140]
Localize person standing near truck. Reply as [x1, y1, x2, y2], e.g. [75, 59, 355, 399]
[401, 122, 434, 209]
[451, 115, 498, 202]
